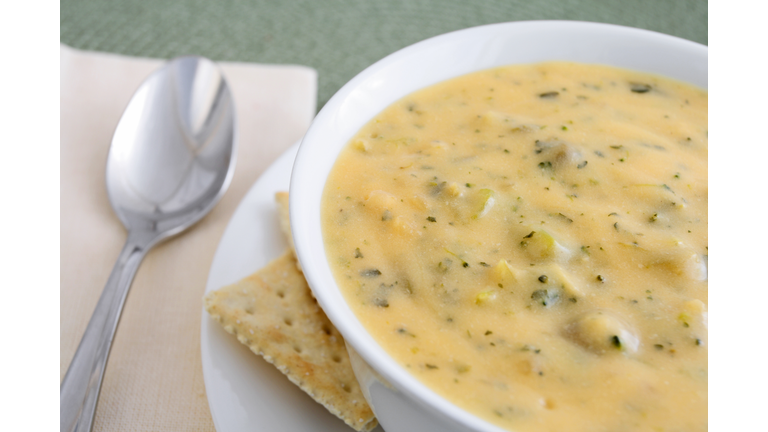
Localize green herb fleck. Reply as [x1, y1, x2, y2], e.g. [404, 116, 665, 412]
[361, 269, 382, 277]
[521, 344, 541, 354]
[611, 335, 622, 349]
[630, 83, 652, 93]
[531, 289, 560, 307]
[427, 216, 436, 222]
[373, 297, 389, 308]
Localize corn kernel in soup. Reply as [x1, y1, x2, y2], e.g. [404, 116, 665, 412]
[321, 62, 707, 432]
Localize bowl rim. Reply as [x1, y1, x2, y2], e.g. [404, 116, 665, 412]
[291, 20, 707, 431]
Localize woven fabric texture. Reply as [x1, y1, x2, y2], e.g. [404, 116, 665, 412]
[61, 0, 707, 109]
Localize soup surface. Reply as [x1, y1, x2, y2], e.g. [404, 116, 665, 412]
[321, 62, 707, 431]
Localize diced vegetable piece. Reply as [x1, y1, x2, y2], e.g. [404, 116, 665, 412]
[651, 241, 707, 281]
[519, 230, 568, 260]
[392, 216, 418, 237]
[551, 143, 582, 167]
[531, 289, 560, 307]
[352, 138, 373, 152]
[680, 299, 708, 330]
[365, 190, 398, 214]
[566, 311, 639, 354]
[677, 253, 707, 281]
[539, 264, 583, 298]
[475, 290, 497, 305]
[492, 260, 522, 286]
[445, 182, 463, 197]
[405, 195, 428, 211]
[478, 110, 513, 126]
[472, 188, 496, 219]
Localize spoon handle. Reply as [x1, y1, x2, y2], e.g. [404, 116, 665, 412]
[60, 232, 152, 432]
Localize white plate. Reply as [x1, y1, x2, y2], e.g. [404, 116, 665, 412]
[201, 142, 384, 431]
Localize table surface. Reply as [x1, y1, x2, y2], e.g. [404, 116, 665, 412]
[61, 0, 707, 110]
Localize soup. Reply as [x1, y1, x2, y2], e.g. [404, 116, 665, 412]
[321, 62, 707, 431]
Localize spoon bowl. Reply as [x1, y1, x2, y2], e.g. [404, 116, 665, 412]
[61, 56, 236, 432]
[106, 56, 236, 243]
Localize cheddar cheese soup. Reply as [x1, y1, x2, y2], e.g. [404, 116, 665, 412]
[321, 62, 707, 431]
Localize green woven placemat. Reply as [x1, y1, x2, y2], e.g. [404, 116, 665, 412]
[61, 0, 707, 110]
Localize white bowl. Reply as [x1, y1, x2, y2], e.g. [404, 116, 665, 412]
[290, 21, 707, 432]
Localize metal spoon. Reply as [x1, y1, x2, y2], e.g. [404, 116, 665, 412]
[60, 56, 237, 432]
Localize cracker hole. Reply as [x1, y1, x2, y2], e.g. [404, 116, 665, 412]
[293, 345, 303, 354]
[322, 325, 332, 335]
[245, 308, 254, 315]
[277, 290, 285, 298]
[284, 317, 293, 326]
[341, 382, 352, 393]
[332, 354, 342, 363]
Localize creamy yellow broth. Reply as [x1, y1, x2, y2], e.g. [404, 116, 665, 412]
[321, 62, 707, 432]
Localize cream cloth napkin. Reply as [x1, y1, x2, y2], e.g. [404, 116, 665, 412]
[60, 44, 317, 431]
